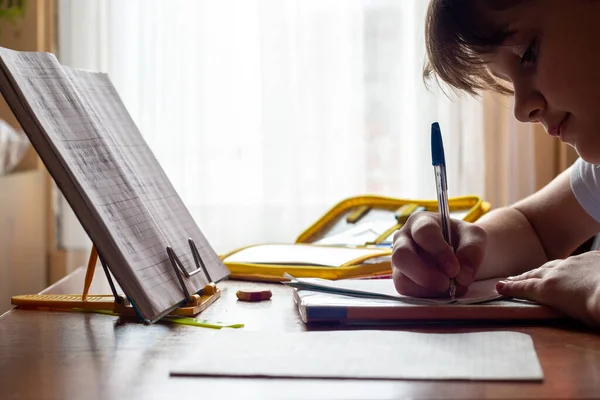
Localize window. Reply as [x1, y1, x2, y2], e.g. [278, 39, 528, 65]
[57, 0, 485, 253]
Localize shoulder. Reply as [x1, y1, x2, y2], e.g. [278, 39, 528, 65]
[570, 157, 600, 222]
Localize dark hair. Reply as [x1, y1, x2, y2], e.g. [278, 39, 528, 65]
[424, 0, 525, 95]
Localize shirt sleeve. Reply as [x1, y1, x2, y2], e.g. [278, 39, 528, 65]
[570, 157, 600, 223]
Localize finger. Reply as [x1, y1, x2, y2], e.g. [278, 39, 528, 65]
[455, 283, 469, 298]
[496, 278, 543, 302]
[409, 213, 459, 277]
[454, 224, 487, 286]
[506, 267, 549, 281]
[392, 233, 452, 294]
[393, 229, 402, 243]
[393, 271, 450, 298]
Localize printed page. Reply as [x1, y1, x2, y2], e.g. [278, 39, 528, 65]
[0, 47, 226, 321]
[171, 330, 544, 381]
[284, 276, 503, 304]
[63, 67, 228, 299]
[223, 243, 390, 267]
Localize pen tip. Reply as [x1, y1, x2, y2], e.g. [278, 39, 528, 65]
[431, 122, 445, 166]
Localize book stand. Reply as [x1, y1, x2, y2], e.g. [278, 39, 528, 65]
[12, 238, 221, 320]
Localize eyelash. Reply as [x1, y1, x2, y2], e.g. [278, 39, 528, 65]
[520, 39, 538, 65]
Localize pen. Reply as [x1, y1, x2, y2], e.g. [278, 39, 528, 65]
[431, 122, 456, 299]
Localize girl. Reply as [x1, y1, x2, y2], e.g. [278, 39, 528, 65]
[392, 0, 600, 326]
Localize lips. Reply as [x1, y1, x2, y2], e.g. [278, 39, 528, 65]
[547, 113, 571, 139]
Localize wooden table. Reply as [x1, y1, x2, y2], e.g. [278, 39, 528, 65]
[1, 267, 600, 400]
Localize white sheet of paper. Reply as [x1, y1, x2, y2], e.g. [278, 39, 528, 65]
[170, 330, 543, 381]
[284, 276, 503, 305]
[313, 220, 394, 246]
[223, 244, 389, 267]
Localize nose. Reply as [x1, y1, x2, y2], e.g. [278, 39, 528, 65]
[513, 81, 545, 123]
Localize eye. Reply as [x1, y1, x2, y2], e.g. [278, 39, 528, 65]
[520, 39, 538, 65]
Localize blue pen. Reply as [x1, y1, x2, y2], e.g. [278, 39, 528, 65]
[431, 122, 456, 299]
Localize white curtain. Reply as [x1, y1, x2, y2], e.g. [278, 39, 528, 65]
[482, 94, 539, 208]
[57, 0, 485, 254]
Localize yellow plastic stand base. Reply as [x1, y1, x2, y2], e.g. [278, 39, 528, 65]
[12, 284, 221, 317]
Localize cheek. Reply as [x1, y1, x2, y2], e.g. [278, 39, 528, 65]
[537, 59, 594, 110]
[542, 41, 600, 110]
[536, 44, 600, 155]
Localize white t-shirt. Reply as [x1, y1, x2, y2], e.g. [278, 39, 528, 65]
[570, 157, 600, 222]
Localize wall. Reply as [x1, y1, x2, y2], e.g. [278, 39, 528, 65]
[0, 0, 56, 314]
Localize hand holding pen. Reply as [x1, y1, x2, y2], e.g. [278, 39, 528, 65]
[431, 122, 456, 298]
[390, 122, 488, 299]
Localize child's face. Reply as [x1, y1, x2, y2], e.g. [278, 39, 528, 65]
[487, 0, 600, 163]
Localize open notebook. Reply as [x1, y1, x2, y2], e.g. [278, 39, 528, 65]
[284, 275, 503, 305]
[0, 47, 229, 322]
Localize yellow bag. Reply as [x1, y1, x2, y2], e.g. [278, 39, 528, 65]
[221, 194, 491, 282]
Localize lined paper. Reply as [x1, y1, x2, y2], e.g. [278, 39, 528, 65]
[64, 68, 227, 303]
[171, 330, 544, 381]
[0, 48, 228, 321]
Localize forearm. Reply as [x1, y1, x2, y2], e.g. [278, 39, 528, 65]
[474, 206, 548, 280]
